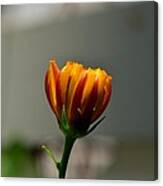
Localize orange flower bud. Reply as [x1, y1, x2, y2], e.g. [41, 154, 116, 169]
[45, 59, 112, 135]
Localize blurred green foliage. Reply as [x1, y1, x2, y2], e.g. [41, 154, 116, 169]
[1, 140, 41, 177]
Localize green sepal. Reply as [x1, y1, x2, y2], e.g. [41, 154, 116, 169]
[78, 116, 105, 138]
[59, 107, 82, 138]
[59, 106, 72, 136]
[84, 116, 106, 136]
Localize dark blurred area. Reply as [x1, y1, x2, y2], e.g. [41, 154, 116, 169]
[1, 2, 156, 180]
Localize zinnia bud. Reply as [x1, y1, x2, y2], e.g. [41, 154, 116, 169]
[45, 59, 112, 136]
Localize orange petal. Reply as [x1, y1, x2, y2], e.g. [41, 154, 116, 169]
[81, 77, 98, 126]
[60, 62, 74, 105]
[81, 68, 97, 111]
[45, 59, 60, 119]
[91, 76, 112, 123]
[67, 63, 85, 116]
[45, 71, 56, 113]
[55, 73, 63, 117]
[94, 69, 107, 108]
[68, 71, 87, 123]
[90, 69, 108, 120]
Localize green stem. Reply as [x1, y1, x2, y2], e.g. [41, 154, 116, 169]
[58, 135, 76, 178]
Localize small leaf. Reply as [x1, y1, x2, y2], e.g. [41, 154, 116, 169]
[41, 145, 59, 170]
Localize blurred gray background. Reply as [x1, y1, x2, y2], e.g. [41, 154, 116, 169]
[1, 2, 156, 180]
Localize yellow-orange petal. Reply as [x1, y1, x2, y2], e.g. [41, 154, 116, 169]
[81, 68, 97, 111]
[67, 62, 85, 116]
[60, 62, 74, 105]
[93, 69, 107, 109]
[55, 73, 63, 117]
[91, 76, 112, 122]
[81, 77, 98, 126]
[45, 72, 56, 114]
[68, 71, 88, 123]
[45, 59, 60, 119]
[90, 69, 110, 119]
